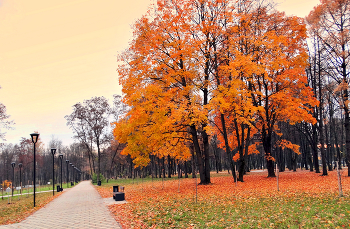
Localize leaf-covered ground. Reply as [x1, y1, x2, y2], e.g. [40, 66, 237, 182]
[96, 170, 350, 228]
[0, 191, 63, 225]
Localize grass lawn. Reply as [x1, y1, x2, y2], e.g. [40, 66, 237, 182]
[0, 183, 73, 197]
[96, 169, 350, 228]
[0, 191, 62, 225]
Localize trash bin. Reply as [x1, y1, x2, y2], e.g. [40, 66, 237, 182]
[114, 192, 125, 201]
[98, 181, 101, 186]
[57, 185, 60, 192]
[71, 182, 74, 186]
[113, 186, 119, 192]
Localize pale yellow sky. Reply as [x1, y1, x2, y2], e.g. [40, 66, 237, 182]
[0, 0, 320, 146]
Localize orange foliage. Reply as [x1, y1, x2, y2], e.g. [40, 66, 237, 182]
[2, 180, 12, 189]
[232, 153, 240, 162]
[114, 0, 318, 178]
[265, 155, 276, 162]
[276, 139, 300, 154]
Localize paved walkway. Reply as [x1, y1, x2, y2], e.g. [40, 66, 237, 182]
[0, 181, 122, 229]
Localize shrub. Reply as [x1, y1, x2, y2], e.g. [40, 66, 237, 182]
[92, 173, 106, 183]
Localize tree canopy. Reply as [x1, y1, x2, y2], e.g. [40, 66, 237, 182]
[114, 0, 318, 183]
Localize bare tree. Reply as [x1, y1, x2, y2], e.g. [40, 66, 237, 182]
[65, 96, 111, 184]
[0, 86, 15, 143]
[111, 95, 129, 123]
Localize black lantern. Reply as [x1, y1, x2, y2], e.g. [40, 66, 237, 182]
[66, 160, 69, 188]
[11, 162, 15, 196]
[59, 154, 63, 192]
[30, 132, 39, 207]
[72, 165, 75, 185]
[18, 163, 22, 196]
[51, 148, 56, 195]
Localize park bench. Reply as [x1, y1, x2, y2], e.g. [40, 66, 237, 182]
[113, 185, 125, 201]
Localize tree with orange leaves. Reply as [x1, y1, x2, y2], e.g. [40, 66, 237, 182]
[210, 0, 317, 178]
[231, 1, 317, 177]
[210, 72, 259, 182]
[115, 0, 237, 184]
[115, 0, 318, 183]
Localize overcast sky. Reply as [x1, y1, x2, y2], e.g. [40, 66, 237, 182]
[0, 0, 320, 147]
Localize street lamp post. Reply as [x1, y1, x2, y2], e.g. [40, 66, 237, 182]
[30, 133, 39, 207]
[75, 167, 78, 183]
[11, 162, 15, 197]
[18, 163, 22, 196]
[59, 154, 63, 191]
[75, 168, 78, 183]
[76, 169, 79, 182]
[69, 163, 73, 186]
[72, 165, 75, 185]
[51, 149, 56, 195]
[66, 160, 69, 188]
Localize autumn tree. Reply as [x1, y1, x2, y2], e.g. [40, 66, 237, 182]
[115, 0, 318, 181]
[247, 4, 316, 177]
[115, 0, 229, 184]
[307, 0, 350, 176]
[211, 0, 318, 177]
[65, 96, 111, 184]
[200, 0, 317, 179]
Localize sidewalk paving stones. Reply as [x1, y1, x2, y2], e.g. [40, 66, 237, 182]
[0, 181, 122, 229]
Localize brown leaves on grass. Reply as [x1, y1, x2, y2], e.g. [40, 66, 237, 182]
[97, 170, 350, 228]
[0, 192, 63, 225]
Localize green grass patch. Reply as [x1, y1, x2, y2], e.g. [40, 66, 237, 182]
[1, 183, 73, 197]
[134, 194, 350, 228]
[100, 171, 231, 187]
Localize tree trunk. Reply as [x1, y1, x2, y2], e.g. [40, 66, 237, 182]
[87, 151, 93, 177]
[178, 161, 182, 178]
[312, 123, 320, 173]
[157, 157, 161, 178]
[167, 155, 172, 178]
[262, 133, 275, 177]
[344, 85, 350, 176]
[191, 148, 196, 178]
[190, 125, 208, 184]
[162, 157, 166, 178]
[334, 124, 342, 169]
[129, 156, 133, 178]
[219, 114, 237, 181]
[202, 127, 211, 184]
[325, 123, 333, 171]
